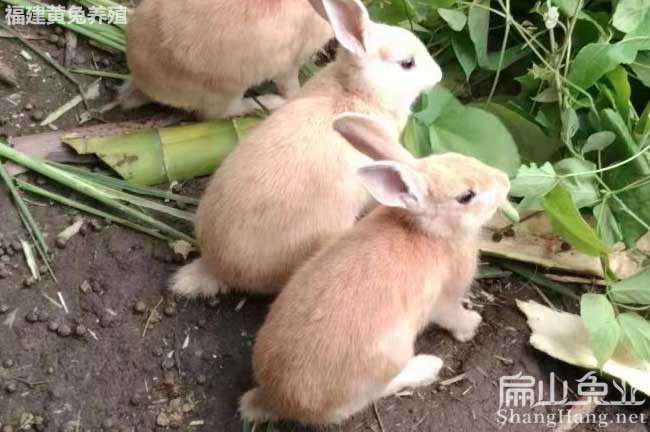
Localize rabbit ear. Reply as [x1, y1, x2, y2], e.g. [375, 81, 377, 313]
[322, 0, 370, 57]
[333, 113, 416, 164]
[357, 161, 426, 210]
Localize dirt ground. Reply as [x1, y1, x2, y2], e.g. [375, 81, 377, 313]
[1, 17, 649, 432]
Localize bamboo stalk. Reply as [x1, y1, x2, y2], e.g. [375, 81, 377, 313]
[0, 142, 196, 244]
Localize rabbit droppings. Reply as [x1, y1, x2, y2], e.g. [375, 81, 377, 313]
[123, 0, 333, 119]
[239, 113, 510, 425]
[171, 0, 443, 297]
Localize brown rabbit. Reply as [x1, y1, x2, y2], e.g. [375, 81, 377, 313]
[170, 0, 442, 297]
[239, 113, 510, 425]
[122, 0, 333, 119]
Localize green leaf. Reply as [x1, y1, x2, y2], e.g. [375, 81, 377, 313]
[403, 116, 431, 158]
[510, 162, 556, 198]
[630, 51, 650, 88]
[554, 158, 600, 209]
[618, 312, 650, 362]
[367, 0, 417, 24]
[593, 201, 623, 247]
[604, 67, 632, 120]
[582, 131, 616, 154]
[468, 0, 490, 68]
[601, 109, 650, 247]
[623, 13, 650, 51]
[451, 33, 477, 79]
[568, 43, 638, 90]
[438, 8, 467, 31]
[541, 185, 609, 256]
[427, 109, 520, 175]
[580, 294, 621, 367]
[475, 103, 563, 164]
[613, 0, 650, 33]
[610, 268, 650, 305]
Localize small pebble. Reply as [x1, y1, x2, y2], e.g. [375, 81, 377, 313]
[47, 321, 59, 332]
[24, 103, 34, 111]
[37, 310, 50, 322]
[100, 57, 111, 67]
[79, 280, 91, 294]
[161, 358, 175, 370]
[0, 303, 9, 314]
[55, 238, 67, 249]
[31, 110, 45, 122]
[102, 418, 115, 429]
[47, 34, 59, 44]
[181, 403, 193, 413]
[91, 281, 103, 294]
[38, 265, 47, 275]
[25, 311, 38, 323]
[4, 382, 17, 393]
[74, 324, 87, 337]
[0, 269, 9, 279]
[163, 305, 176, 317]
[0, 255, 9, 264]
[11, 241, 21, 252]
[196, 374, 207, 385]
[156, 413, 169, 427]
[57, 323, 72, 337]
[133, 301, 147, 314]
[56, 38, 66, 49]
[2, 359, 14, 368]
[46, 367, 55, 375]
[23, 277, 35, 288]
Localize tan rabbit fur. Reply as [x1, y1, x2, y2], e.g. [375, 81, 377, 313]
[239, 114, 510, 425]
[124, 0, 333, 119]
[170, 0, 442, 297]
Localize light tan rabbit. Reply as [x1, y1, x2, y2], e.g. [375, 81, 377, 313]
[170, 0, 443, 297]
[239, 113, 510, 425]
[122, 0, 333, 119]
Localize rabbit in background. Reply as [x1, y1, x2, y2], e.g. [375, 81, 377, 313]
[170, 0, 443, 298]
[239, 113, 510, 425]
[121, 0, 333, 119]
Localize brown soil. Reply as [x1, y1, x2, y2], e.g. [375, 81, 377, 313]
[0, 17, 649, 432]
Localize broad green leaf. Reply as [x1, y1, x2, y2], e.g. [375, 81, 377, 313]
[623, 13, 650, 51]
[630, 51, 650, 88]
[500, 201, 520, 223]
[541, 185, 609, 256]
[438, 8, 467, 31]
[403, 116, 431, 158]
[582, 131, 616, 154]
[475, 103, 563, 164]
[367, 0, 417, 24]
[601, 109, 650, 247]
[451, 33, 477, 79]
[610, 268, 650, 305]
[554, 158, 600, 209]
[613, 0, 650, 33]
[605, 67, 632, 120]
[424, 101, 520, 175]
[468, 0, 490, 68]
[580, 294, 621, 367]
[568, 43, 638, 90]
[509, 162, 556, 198]
[618, 312, 650, 362]
[593, 201, 623, 247]
[413, 87, 461, 124]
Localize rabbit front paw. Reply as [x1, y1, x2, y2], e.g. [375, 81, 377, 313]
[452, 310, 482, 342]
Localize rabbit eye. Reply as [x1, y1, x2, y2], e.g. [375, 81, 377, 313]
[456, 190, 476, 205]
[399, 57, 415, 70]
